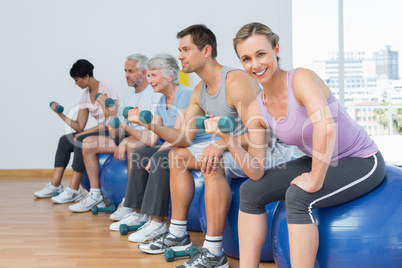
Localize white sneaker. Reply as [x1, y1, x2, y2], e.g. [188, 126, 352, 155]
[110, 198, 133, 221]
[51, 187, 83, 204]
[68, 192, 105, 212]
[34, 182, 64, 198]
[128, 220, 168, 243]
[109, 211, 148, 231]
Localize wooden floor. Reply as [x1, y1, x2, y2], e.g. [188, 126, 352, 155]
[0, 175, 278, 268]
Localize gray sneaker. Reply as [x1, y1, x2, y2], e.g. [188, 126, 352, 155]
[138, 231, 192, 254]
[174, 248, 229, 268]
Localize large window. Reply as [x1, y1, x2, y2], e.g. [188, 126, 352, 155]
[293, 0, 402, 166]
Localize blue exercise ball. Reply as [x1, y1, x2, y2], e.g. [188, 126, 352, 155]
[272, 165, 402, 268]
[81, 153, 112, 192]
[187, 171, 204, 232]
[99, 155, 128, 205]
[199, 177, 278, 261]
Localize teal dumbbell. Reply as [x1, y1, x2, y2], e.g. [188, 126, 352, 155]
[123, 106, 134, 119]
[164, 246, 198, 262]
[95, 93, 115, 108]
[91, 204, 116, 215]
[109, 117, 120, 128]
[119, 222, 146, 235]
[139, 110, 153, 124]
[103, 117, 120, 128]
[195, 115, 236, 133]
[217, 116, 236, 133]
[195, 116, 210, 132]
[105, 98, 115, 108]
[49, 101, 64, 113]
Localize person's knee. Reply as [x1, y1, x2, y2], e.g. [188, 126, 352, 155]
[285, 185, 314, 224]
[126, 140, 141, 155]
[149, 151, 169, 174]
[58, 134, 73, 147]
[130, 150, 148, 171]
[239, 180, 267, 214]
[82, 136, 100, 154]
[169, 148, 190, 170]
[203, 162, 225, 184]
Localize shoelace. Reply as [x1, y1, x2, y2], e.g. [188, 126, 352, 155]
[186, 248, 212, 267]
[152, 232, 170, 249]
[136, 218, 152, 233]
[121, 212, 139, 224]
[45, 182, 55, 190]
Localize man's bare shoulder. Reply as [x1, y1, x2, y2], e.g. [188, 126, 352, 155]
[226, 69, 259, 94]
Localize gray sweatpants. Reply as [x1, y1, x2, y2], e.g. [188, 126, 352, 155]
[124, 145, 171, 217]
[240, 151, 386, 224]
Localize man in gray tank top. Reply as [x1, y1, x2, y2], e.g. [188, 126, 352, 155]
[133, 25, 293, 267]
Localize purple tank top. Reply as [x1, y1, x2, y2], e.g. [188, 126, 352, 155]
[257, 69, 378, 161]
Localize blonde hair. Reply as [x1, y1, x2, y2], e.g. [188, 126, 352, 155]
[233, 22, 280, 62]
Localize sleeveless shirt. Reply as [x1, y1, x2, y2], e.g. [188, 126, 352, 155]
[256, 68, 378, 161]
[199, 66, 248, 137]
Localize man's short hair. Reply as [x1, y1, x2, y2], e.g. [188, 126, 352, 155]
[177, 24, 217, 59]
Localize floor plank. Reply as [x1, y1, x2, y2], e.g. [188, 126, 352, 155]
[0, 175, 277, 268]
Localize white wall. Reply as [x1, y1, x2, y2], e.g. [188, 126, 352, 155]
[0, 0, 292, 169]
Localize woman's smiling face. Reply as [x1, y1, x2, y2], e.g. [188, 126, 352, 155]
[148, 68, 170, 94]
[236, 34, 279, 84]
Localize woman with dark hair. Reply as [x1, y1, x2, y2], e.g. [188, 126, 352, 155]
[34, 59, 119, 204]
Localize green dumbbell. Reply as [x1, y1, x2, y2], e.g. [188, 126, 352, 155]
[123, 106, 134, 119]
[49, 101, 64, 113]
[91, 204, 116, 215]
[103, 117, 120, 128]
[196, 115, 236, 133]
[164, 246, 198, 262]
[109, 117, 120, 128]
[139, 110, 153, 124]
[195, 116, 210, 132]
[217, 116, 236, 133]
[119, 222, 146, 235]
[105, 98, 115, 108]
[95, 93, 114, 108]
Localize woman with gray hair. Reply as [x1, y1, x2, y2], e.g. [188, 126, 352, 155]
[109, 53, 210, 243]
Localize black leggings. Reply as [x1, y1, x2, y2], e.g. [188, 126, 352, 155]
[239, 151, 386, 224]
[124, 145, 171, 217]
[54, 130, 109, 173]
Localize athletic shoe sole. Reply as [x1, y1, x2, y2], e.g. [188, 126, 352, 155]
[51, 195, 83, 204]
[138, 243, 192, 255]
[33, 194, 53, 198]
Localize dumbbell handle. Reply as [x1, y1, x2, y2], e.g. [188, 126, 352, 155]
[124, 109, 153, 124]
[95, 93, 115, 108]
[139, 110, 153, 124]
[123, 106, 134, 119]
[164, 246, 198, 262]
[103, 117, 120, 128]
[49, 101, 64, 113]
[196, 115, 236, 133]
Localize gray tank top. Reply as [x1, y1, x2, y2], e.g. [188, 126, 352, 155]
[199, 66, 247, 137]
